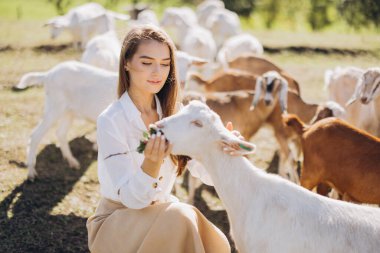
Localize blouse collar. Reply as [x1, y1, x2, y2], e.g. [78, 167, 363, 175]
[120, 91, 163, 123]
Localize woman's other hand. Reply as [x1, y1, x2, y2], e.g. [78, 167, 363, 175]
[222, 121, 245, 156]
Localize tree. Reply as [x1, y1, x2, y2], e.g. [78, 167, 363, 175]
[48, 0, 72, 15]
[338, 0, 380, 29]
[223, 0, 257, 17]
[308, 0, 333, 31]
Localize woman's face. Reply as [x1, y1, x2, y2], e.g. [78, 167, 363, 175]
[126, 40, 171, 95]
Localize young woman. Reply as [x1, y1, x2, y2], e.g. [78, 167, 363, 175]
[86, 25, 235, 253]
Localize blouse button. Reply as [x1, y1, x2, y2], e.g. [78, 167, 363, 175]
[159, 176, 163, 181]
[152, 182, 158, 188]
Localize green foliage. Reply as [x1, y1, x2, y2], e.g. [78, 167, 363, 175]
[338, 0, 380, 30]
[47, 0, 72, 15]
[223, 0, 256, 17]
[308, 0, 333, 31]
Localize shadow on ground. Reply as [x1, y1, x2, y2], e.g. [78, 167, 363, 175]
[0, 137, 96, 253]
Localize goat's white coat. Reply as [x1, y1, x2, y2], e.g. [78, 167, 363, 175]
[196, 0, 225, 27]
[158, 101, 380, 253]
[325, 66, 379, 136]
[81, 31, 121, 71]
[204, 8, 241, 48]
[15, 61, 118, 180]
[217, 33, 264, 69]
[45, 3, 128, 49]
[160, 8, 216, 61]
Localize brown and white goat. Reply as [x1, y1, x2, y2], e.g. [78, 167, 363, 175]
[228, 54, 301, 94]
[188, 68, 299, 94]
[250, 71, 345, 182]
[283, 114, 380, 204]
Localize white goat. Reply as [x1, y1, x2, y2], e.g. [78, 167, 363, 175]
[205, 8, 241, 48]
[325, 66, 379, 136]
[217, 34, 264, 69]
[160, 7, 198, 46]
[196, 0, 225, 27]
[346, 67, 380, 136]
[128, 9, 159, 27]
[160, 8, 217, 61]
[14, 61, 118, 180]
[156, 100, 380, 253]
[175, 51, 208, 88]
[45, 3, 129, 49]
[81, 31, 121, 72]
[15, 53, 206, 181]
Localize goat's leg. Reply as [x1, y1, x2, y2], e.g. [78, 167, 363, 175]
[187, 176, 202, 205]
[56, 113, 80, 169]
[275, 132, 299, 183]
[27, 113, 60, 181]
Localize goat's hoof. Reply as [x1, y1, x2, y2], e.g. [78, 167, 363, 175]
[27, 171, 37, 182]
[69, 159, 81, 169]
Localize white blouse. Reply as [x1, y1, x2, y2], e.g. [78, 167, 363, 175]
[97, 91, 212, 209]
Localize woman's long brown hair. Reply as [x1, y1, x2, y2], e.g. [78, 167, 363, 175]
[118, 25, 188, 176]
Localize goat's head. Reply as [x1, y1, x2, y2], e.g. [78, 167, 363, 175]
[360, 68, 380, 104]
[346, 68, 380, 106]
[310, 101, 345, 124]
[250, 71, 288, 113]
[44, 17, 69, 39]
[175, 51, 208, 89]
[155, 100, 256, 160]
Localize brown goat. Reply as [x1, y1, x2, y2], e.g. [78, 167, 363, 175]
[188, 68, 300, 94]
[283, 114, 380, 204]
[228, 54, 301, 94]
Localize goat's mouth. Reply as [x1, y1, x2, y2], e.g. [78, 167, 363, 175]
[264, 99, 272, 106]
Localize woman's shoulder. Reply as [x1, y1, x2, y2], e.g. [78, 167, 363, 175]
[98, 100, 123, 124]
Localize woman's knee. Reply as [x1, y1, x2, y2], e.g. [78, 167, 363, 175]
[163, 202, 198, 225]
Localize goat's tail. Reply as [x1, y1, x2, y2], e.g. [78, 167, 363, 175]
[282, 114, 307, 136]
[13, 71, 47, 90]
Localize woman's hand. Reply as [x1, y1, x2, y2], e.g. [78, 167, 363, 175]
[142, 131, 172, 178]
[222, 121, 245, 156]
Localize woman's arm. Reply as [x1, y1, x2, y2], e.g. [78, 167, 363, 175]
[97, 115, 164, 209]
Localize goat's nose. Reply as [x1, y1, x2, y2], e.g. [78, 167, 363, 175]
[265, 99, 272, 106]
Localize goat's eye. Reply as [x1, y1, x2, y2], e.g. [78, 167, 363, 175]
[191, 120, 203, 127]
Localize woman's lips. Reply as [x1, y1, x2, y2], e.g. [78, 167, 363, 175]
[148, 80, 162, 85]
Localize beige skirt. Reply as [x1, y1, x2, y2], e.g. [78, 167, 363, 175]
[87, 198, 231, 253]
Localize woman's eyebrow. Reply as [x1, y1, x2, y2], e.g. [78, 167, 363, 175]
[139, 55, 171, 61]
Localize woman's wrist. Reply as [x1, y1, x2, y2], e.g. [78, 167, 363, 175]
[141, 158, 162, 178]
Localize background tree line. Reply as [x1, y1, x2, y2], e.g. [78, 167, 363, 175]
[48, 0, 380, 31]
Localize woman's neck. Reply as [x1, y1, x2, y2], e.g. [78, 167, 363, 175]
[128, 88, 156, 114]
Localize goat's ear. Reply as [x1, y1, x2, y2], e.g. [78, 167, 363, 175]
[191, 56, 208, 66]
[219, 133, 256, 156]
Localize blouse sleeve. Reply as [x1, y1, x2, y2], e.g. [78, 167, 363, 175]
[97, 115, 160, 209]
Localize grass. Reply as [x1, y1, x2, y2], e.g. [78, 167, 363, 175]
[1, 2, 380, 252]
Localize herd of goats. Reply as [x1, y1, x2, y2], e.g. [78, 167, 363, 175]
[10, 1, 380, 251]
